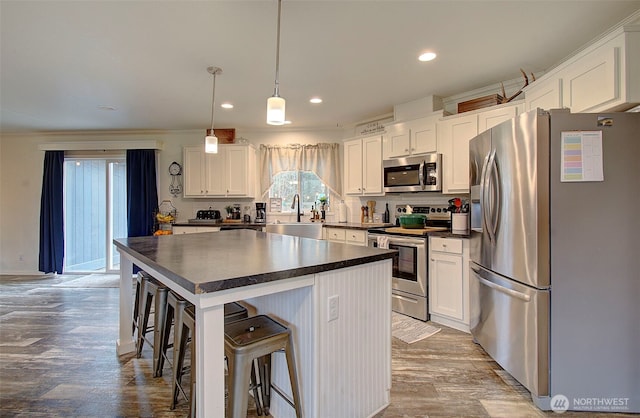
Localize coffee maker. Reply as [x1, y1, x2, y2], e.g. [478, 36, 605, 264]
[255, 202, 266, 224]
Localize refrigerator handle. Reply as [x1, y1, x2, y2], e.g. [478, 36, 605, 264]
[487, 150, 499, 241]
[471, 265, 531, 302]
[479, 152, 491, 240]
[484, 150, 497, 243]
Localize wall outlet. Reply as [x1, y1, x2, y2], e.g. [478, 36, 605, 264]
[328, 295, 339, 322]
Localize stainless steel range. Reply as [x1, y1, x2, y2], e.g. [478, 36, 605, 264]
[368, 204, 450, 321]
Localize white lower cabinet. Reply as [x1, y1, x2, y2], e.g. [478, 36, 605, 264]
[429, 236, 470, 333]
[324, 227, 367, 246]
[172, 226, 221, 234]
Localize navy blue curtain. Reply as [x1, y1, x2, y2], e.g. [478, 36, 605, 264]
[126, 149, 158, 239]
[38, 151, 65, 273]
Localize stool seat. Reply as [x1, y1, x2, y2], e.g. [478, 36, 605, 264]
[224, 315, 303, 418]
[224, 302, 249, 323]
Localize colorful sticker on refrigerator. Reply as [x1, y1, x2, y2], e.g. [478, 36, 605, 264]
[560, 131, 603, 182]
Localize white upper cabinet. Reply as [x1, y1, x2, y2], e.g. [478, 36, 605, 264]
[524, 78, 563, 112]
[437, 113, 478, 194]
[344, 135, 383, 196]
[383, 114, 439, 159]
[183, 145, 256, 198]
[183, 146, 207, 197]
[478, 102, 523, 133]
[525, 25, 640, 113]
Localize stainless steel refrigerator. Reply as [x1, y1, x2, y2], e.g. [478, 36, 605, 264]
[469, 108, 639, 413]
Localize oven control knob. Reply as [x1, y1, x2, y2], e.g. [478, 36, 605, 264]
[436, 208, 442, 212]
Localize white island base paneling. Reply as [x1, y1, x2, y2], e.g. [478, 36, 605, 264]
[247, 260, 392, 418]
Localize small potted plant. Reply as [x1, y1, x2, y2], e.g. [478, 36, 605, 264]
[224, 205, 234, 219]
[318, 195, 328, 221]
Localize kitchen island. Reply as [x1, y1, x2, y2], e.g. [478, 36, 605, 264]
[114, 229, 395, 418]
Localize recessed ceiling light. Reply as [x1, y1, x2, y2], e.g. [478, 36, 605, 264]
[418, 52, 437, 62]
[221, 103, 234, 109]
[310, 97, 322, 104]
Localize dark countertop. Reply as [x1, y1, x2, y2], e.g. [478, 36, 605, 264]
[173, 222, 265, 228]
[114, 229, 395, 295]
[323, 222, 394, 230]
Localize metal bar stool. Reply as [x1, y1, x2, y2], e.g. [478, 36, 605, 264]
[158, 298, 251, 378]
[161, 294, 254, 417]
[224, 315, 303, 418]
[136, 272, 169, 380]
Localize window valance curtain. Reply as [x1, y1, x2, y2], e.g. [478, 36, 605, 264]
[260, 143, 342, 197]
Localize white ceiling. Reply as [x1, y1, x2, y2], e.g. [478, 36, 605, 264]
[1, 1, 639, 133]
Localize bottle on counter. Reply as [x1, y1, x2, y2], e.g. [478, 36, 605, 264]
[383, 203, 390, 224]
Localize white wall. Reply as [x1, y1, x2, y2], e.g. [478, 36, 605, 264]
[0, 127, 344, 274]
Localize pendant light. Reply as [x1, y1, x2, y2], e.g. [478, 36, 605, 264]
[205, 66, 222, 153]
[266, 0, 285, 125]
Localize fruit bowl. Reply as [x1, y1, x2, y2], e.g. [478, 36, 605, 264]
[398, 214, 426, 229]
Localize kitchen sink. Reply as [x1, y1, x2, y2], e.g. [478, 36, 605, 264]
[265, 223, 323, 239]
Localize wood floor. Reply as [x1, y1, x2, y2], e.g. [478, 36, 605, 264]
[0, 274, 634, 418]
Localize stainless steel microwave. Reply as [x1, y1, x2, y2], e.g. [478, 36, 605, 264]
[383, 154, 442, 192]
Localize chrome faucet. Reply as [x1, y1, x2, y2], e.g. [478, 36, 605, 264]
[291, 194, 302, 222]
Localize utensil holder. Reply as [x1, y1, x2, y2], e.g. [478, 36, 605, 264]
[451, 213, 469, 234]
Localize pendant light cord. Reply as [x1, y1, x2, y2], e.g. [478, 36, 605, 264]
[210, 71, 217, 131]
[273, 0, 282, 97]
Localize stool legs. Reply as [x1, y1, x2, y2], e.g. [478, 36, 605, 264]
[284, 334, 304, 418]
[151, 289, 168, 377]
[156, 298, 175, 377]
[171, 302, 187, 410]
[257, 356, 272, 413]
[226, 351, 255, 418]
[132, 276, 141, 336]
[136, 281, 153, 358]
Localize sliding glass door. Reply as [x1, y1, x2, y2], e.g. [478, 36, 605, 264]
[63, 157, 126, 273]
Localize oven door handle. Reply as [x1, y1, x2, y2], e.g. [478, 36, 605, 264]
[419, 160, 425, 190]
[392, 293, 419, 304]
[369, 234, 425, 247]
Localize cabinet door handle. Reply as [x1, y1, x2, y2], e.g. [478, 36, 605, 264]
[404, 148, 409, 152]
